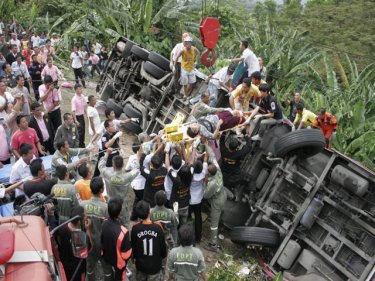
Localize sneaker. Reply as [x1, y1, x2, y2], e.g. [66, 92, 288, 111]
[251, 134, 262, 141]
[205, 242, 221, 252]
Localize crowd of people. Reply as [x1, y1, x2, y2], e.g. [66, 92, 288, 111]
[0, 23, 339, 281]
[170, 33, 338, 147]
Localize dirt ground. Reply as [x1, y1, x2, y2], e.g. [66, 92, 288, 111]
[59, 72, 253, 279]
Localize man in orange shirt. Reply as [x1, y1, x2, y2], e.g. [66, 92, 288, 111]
[313, 108, 338, 148]
[75, 163, 94, 200]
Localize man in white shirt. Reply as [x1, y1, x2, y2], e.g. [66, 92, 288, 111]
[93, 40, 102, 56]
[93, 40, 102, 69]
[50, 33, 60, 47]
[87, 95, 101, 148]
[9, 143, 35, 197]
[9, 33, 21, 53]
[205, 65, 235, 107]
[170, 32, 190, 93]
[227, 40, 260, 87]
[70, 45, 86, 87]
[31, 31, 40, 48]
[0, 20, 4, 34]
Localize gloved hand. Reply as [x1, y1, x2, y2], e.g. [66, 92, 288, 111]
[165, 142, 172, 153]
[169, 62, 174, 71]
[332, 131, 337, 138]
[22, 176, 33, 183]
[173, 202, 179, 213]
[114, 131, 123, 139]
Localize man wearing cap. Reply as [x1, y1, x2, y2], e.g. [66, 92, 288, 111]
[174, 36, 200, 100]
[170, 32, 189, 94]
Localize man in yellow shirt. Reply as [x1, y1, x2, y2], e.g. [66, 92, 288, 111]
[175, 36, 200, 99]
[229, 78, 260, 112]
[294, 103, 316, 130]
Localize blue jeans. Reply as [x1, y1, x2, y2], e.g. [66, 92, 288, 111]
[207, 82, 219, 107]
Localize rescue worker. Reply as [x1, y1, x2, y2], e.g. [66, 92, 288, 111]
[202, 141, 227, 252]
[101, 198, 132, 281]
[81, 176, 108, 281]
[249, 71, 266, 104]
[131, 200, 167, 280]
[54, 113, 80, 149]
[51, 140, 90, 176]
[220, 133, 252, 199]
[313, 108, 338, 148]
[98, 147, 140, 228]
[293, 103, 316, 130]
[283, 92, 305, 122]
[150, 190, 179, 248]
[174, 36, 200, 99]
[167, 224, 208, 281]
[246, 83, 283, 140]
[51, 165, 81, 224]
[140, 152, 167, 207]
[206, 64, 235, 107]
[170, 32, 190, 94]
[190, 92, 227, 120]
[229, 78, 260, 112]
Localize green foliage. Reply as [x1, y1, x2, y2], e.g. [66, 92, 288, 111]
[207, 251, 267, 281]
[273, 272, 283, 281]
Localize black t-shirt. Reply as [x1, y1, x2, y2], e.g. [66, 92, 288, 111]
[101, 218, 132, 270]
[29, 62, 43, 80]
[259, 95, 283, 120]
[289, 99, 305, 120]
[220, 136, 252, 175]
[23, 178, 57, 197]
[140, 154, 167, 206]
[102, 131, 120, 166]
[131, 221, 167, 274]
[168, 169, 190, 209]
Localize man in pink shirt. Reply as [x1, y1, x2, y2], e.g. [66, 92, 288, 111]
[71, 83, 86, 147]
[11, 114, 45, 158]
[41, 57, 63, 82]
[89, 52, 101, 78]
[39, 75, 62, 132]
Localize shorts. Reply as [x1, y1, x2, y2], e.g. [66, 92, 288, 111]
[180, 69, 196, 85]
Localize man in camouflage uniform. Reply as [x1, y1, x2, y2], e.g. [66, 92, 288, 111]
[51, 140, 90, 176]
[81, 176, 108, 281]
[51, 165, 81, 224]
[167, 224, 208, 281]
[190, 92, 226, 120]
[151, 190, 179, 248]
[203, 142, 227, 252]
[98, 147, 140, 228]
